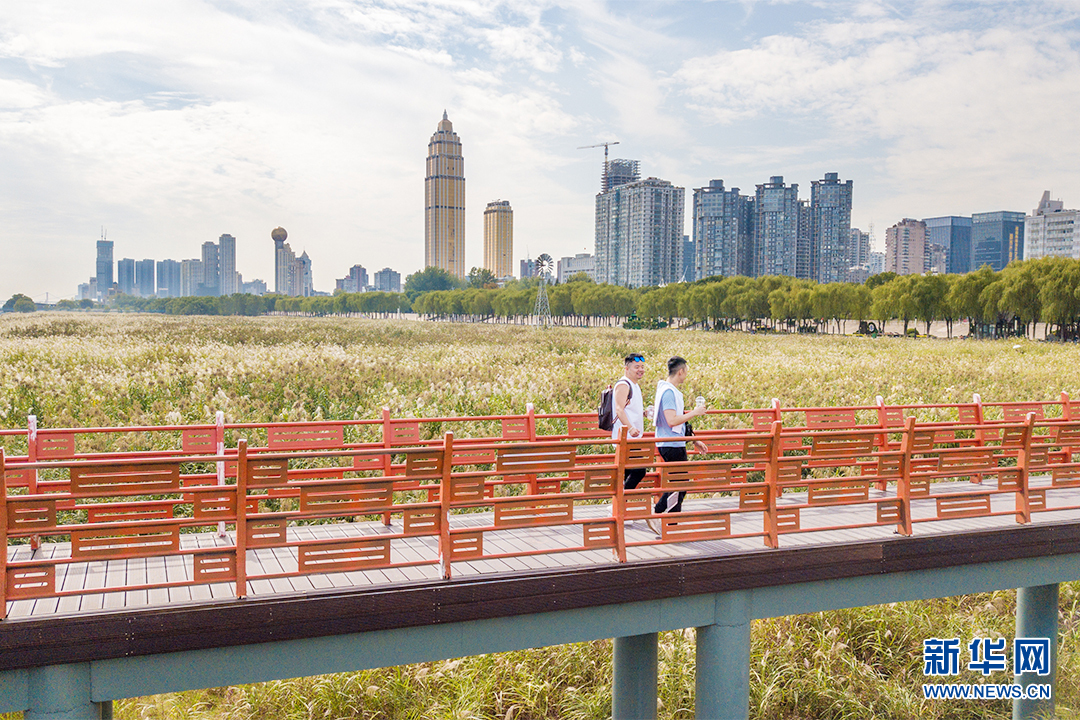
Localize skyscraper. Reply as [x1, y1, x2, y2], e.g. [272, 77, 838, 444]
[219, 234, 237, 295]
[924, 216, 972, 274]
[753, 176, 800, 278]
[272, 227, 289, 295]
[1025, 191, 1080, 260]
[595, 177, 684, 288]
[373, 267, 401, 293]
[180, 259, 204, 297]
[972, 211, 1025, 271]
[298, 251, 313, 297]
[117, 258, 136, 295]
[157, 259, 181, 298]
[136, 259, 155, 297]
[810, 172, 853, 284]
[95, 239, 114, 298]
[693, 180, 754, 280]
[483, 200, 514, 279]
[885, 219, 929, 275]
[337, 265, 368, 293]
[200, 241, 220, 296]
[425, 111, 465, 278]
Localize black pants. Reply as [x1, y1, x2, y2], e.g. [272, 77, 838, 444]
[623, 468, 647, 489]
[655, 445, 688, 513]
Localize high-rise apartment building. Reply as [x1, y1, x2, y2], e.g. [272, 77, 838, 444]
[595, 177, 684, 288]
[200, 241, 220, 296]
[885, 219, 929, 275]
[924, 216, 972, 274]
[156, 260, 181, 298]
[810, 172, 853, 284]
[337, 265, 368, 293]
[693, 179, 754, 280]
[1024, 191, 1080, 260]
[483, 200, 513, 279]
[117, 258, 136, 295]
[95, 240, 114, 298]
[602, 159, 640, 193]
[298, 251, 313, 297]
[136, 259, 155, 297]
[373, 267, 401, 293]
[271, 227, 307, 296]
[520, 258, 536, 280]
[219, 234, 237, 295]
[681, 236, 695, 282]
[425, 111, 465, 278]
[849, 228, 871, 268]
[753, 176, 800, 278]
[180, 259, 204, 297]
[972, 211, 1024, 271]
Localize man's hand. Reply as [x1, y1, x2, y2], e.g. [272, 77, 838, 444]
[629, 427, 642, 438]
[692, 440, 708, 455]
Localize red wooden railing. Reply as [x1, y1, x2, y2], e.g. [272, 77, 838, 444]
[4, 394, 1080, 619]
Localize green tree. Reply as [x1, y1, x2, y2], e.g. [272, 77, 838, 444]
[467, 267, 498, 289]
[3, 293, 33, 312]
[404, 267, 463, 300]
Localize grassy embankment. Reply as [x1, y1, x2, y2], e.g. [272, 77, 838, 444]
[1, 313, 1078, 719]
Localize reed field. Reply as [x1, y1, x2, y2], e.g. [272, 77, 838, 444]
[2, 312, 1080, 719]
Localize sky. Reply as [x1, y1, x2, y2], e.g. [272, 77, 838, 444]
[2, 0, 1080, 301]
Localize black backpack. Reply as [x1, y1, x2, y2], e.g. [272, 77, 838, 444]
[598, 379, 633, 431]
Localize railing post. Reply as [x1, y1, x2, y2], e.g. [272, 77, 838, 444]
[763, 421, 781, 549]
[439, 431, 454, 580]
[771, 397, 781, 424]
[972, 392, 987, 446]
[1013, 584, 1058, 720]
[874, 395, 889, 491]
[525, 402, 537, 441]
[1061, 391, 1072, 421]
[382, 407, 394, 526]
[613, 426, 628, 563]
[1015, 413, 1035, 525]
[896, 417, 916, 536]
[1, 448, 7, 620]
[216, 410, 226, 537]
[235, 439, 248, 599]
[27, 415, 39, 550]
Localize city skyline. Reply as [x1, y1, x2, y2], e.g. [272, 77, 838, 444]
[2, 2, 1079, 302]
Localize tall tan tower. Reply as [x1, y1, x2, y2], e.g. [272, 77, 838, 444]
[425, 111, 466, 278]
[483, 200, 513, 279]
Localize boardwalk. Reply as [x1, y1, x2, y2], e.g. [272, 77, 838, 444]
[9, 477, 1080, 620]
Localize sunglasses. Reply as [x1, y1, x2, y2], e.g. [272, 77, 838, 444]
[628, 354, 645, 362]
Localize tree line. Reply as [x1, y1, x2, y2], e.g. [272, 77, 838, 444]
[14, 256, 1080, 339]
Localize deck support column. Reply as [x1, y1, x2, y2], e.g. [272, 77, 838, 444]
[612, 632, 658, 720]
[696, 591, 752, 720]
[1013, 583, 1058, 720]
[24, 662, 110, 719]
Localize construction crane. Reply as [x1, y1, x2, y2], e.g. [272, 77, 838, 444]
[578, 141, 620, 192]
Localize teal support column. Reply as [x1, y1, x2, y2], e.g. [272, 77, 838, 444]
[25, 663, 107, 719]
[1013, 584, 1058, 720]
[696, 591, 752, 720]
[612, 632, 658, 720]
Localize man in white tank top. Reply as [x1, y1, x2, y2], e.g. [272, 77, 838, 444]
[612, 353, 647, 489]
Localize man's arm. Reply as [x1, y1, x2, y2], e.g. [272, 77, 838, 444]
[613, 381, 640, 437]
[662, 403, 706, 428]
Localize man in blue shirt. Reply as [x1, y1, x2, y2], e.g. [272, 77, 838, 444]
[649, 356, 708, 535]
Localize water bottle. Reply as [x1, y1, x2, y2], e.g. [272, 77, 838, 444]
[695, 396, 705, 408]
